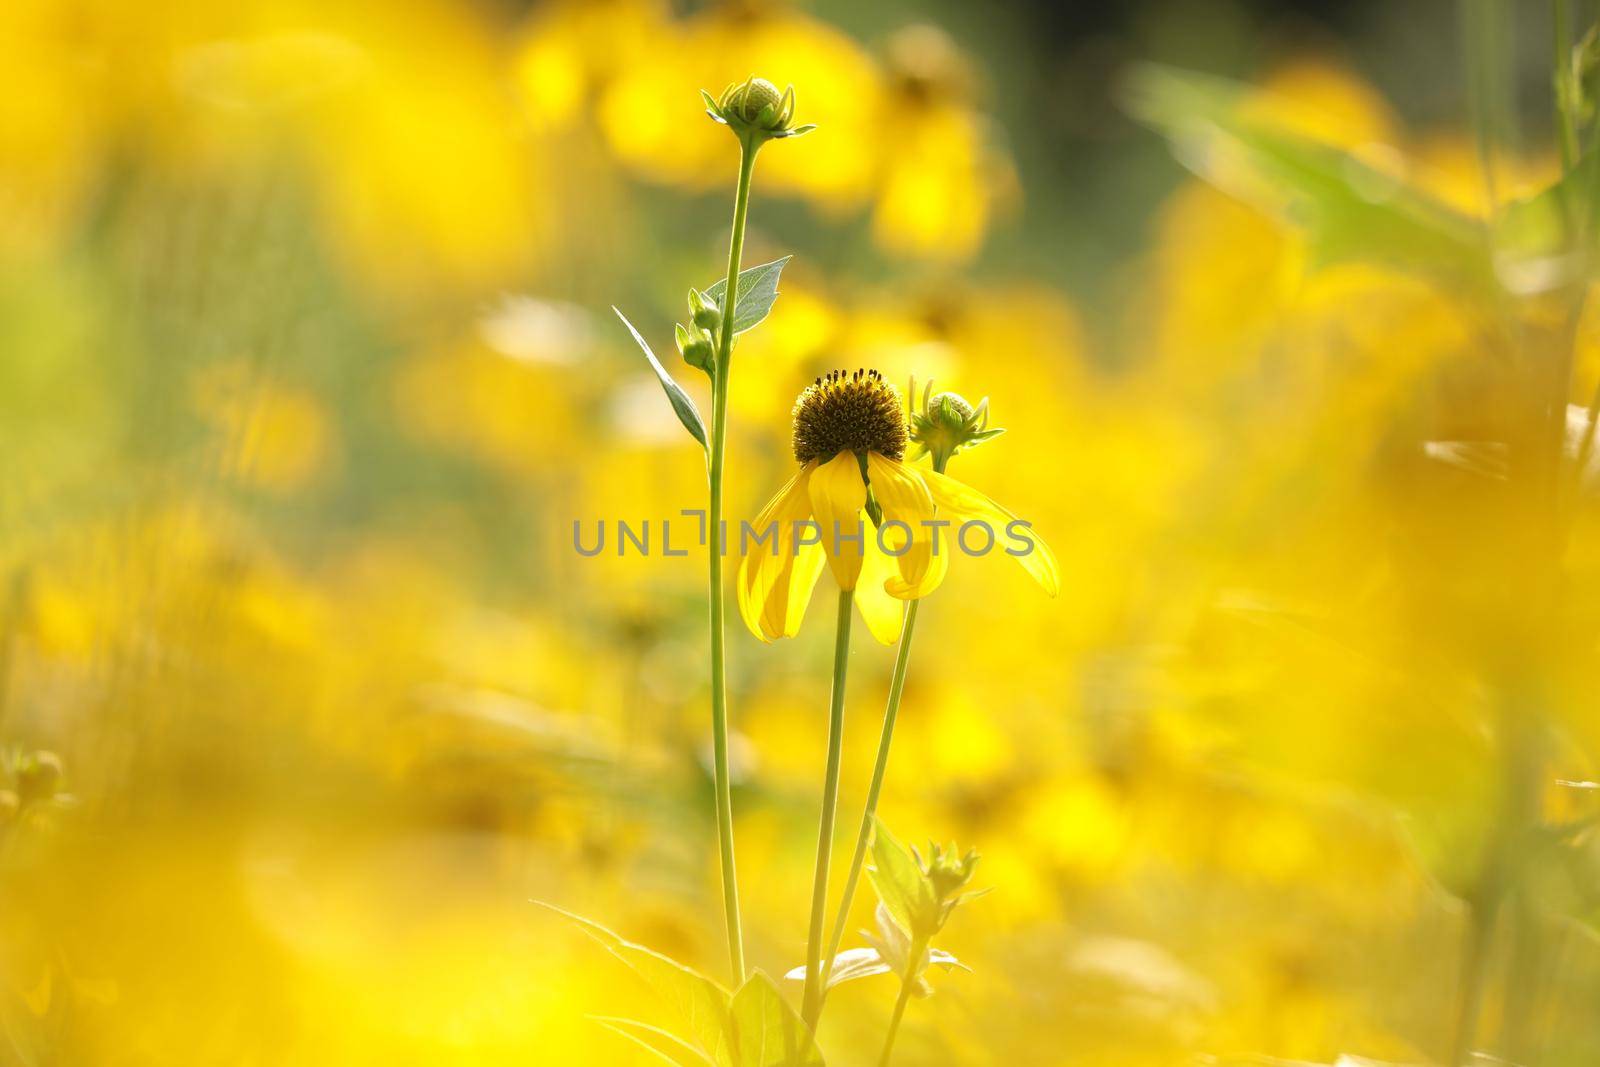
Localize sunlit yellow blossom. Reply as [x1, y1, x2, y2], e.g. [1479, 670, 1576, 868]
[738, 369, 1057, 645]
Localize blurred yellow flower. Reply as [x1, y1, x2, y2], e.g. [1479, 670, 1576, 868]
[871, 24, 1017, 262]
[192, 363, 337, 494]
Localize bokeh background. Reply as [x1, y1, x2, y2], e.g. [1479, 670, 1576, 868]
[7, 0, 1600, 1064]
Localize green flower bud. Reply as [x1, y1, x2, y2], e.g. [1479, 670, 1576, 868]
[17, 751, 61, 804]
[701, 76, 815, 141]
[727, 77, 783, 123]
[674, 322, 714, 371]
[906, 376, 1004, 467]
[684, 340, 714, 370]
[920, 841, 980, 902]
[927, 391, 974, 424]
[689, 289, 720, 331]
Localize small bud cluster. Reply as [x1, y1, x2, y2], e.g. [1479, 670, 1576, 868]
[912, 841, 982, 935]
[702, 76, 816, 141]
[675, 289, 720, 374]
[861, 821, 985, 1000]
[906, 376, 1005, 468]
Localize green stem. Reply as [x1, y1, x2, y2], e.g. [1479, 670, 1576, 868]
[808, 601, 917, 1028]
[810, 453, 950, 1028]
[1449, 889, 1496, 1067]
[707, 133, 759, 984]
[801, 588, 854, 1026]
[877, 934, 927, 1067]
[1555, 0, 1578, 173]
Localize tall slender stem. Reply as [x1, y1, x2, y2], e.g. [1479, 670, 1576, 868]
[1449, 887, 1495, 1067]
[877, 934, 927, 1067]
[810, 453, 949, 1026]
[708, 133, 759, 984]
[801, 588, 854, 1026]
[1555, 0, 1578, 173]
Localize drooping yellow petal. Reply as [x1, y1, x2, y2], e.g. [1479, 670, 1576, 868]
[772, 537, 828, 638]
[807, 451, 868, 591]
[920, 468, 1060, 596]
[737, 463, 820, 641]
[885, 521, 949, 600]
[853, 527, 907, 644]
[865, 452, 941, 600]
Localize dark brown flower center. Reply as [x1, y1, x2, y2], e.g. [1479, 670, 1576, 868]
[791, 369, 907, 464]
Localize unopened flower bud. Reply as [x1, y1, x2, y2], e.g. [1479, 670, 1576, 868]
[907, 377, 1003, 467]
[727, 77, 783, 124]
[678, 330, 714, 372]
[921, 842, 980, 901]
[702, 76, 815, 140]
[689, 289, 721, 331]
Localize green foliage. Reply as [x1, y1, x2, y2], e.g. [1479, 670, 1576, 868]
[610, 258, 792, 452]
[705, 257, 792, 336]
[593, 1017, 716, 1066]
[1121, 63, 1490, 286]
[785, 907, 969, 994]
[729, 972, 823, 1067]
[866, 819, 936, 941]
[542, 904, 824, 1067]
[862, 819, 984, 1002]
[613, 307, 708, 452]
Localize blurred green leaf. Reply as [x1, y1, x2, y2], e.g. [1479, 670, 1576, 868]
[613, 307, 709, 452]
[1121, 63, 1488, 285]
[544, 907, 825, 1066]
[594, 1017, 717, 1066]
[1496, 149, 1595, 292]
[728, 972, 824, 1067]
[704, 256, 791, 336]
[540, 903, 732, 1064]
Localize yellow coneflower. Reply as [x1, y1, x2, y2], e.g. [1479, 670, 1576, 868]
[737, 369, 1059, 646]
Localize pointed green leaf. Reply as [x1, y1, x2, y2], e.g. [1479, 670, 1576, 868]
[1120, 63, 1488, 288]
[539, 903, 733, 1064]
[594, 1017, 718, 1066]
[866, 819, 934, 940]
[613, 308, 708, 451]
[728, 971, 824, 1067]
[704, 256, 792, 336]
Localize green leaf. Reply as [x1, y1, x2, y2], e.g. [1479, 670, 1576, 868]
[613, 307, 709, 451]
[539, 903, 733, 1064]
[866, 818, 934, 941]
[1496, 149, 1596, 292]
[728, 971, 824, 1067]
[704, 256, 792, 336]
[1120, 63, 1488, 286]
[783, 944, 968, 991]
[594, 1017, 718, 1066]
